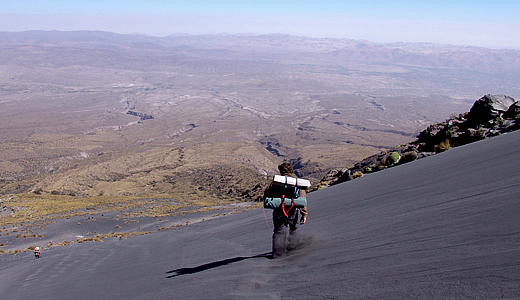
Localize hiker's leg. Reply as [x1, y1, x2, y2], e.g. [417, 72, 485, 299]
[272, 225, 287, 257]
[287, 210, 300, 250]
[272, 210, 287, 257]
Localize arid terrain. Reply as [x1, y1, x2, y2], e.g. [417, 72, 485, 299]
[0, 31, 519, 224]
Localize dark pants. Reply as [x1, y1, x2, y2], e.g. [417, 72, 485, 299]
[272, 207, 300, 257]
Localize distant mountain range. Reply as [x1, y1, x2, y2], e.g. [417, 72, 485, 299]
[1, 30, 519, 72]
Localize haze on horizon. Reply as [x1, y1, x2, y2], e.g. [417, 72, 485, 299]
[1, 0, 519, 49]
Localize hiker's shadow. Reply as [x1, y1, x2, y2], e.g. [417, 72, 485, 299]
[166, 252, 271, 278]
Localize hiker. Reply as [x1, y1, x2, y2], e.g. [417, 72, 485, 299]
[263, 162, 308, 258]
[34, 247, 40, 259]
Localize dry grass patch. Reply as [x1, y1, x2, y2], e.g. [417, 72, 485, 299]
[1, 181, 258, 254]
[56, 241, 74, 247]
[0, 193, 230, 228]
[73, 231, 153, 244]
[0, 194, 141, 227]
[77, 237, 103, 243]
[159, 224, 183, 231]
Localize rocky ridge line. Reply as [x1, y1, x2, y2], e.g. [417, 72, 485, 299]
[317, 94, 520, 189]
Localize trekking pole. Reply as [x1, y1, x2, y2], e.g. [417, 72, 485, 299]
[262, 207, 270, 230]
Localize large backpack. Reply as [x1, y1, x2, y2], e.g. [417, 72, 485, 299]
[263, 175, 310, 213]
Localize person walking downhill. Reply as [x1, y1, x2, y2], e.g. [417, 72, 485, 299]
[263, 162, 308, 258]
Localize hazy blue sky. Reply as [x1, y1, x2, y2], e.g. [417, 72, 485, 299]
[1, 0, 519, 49]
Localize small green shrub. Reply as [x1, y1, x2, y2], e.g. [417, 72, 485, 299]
[385, 152, 401, 165]
[314, 181, 328, 191]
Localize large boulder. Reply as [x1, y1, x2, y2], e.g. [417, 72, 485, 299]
[467, 94, 516, 124]
[504, 101, 520, 119]
[503, 101, 520, 131]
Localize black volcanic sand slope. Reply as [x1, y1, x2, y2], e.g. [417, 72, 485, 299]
[1, 131, 520, 299]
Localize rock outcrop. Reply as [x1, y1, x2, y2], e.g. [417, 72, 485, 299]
[127, 110, 154, 121]
[316, 94, 520, 189]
